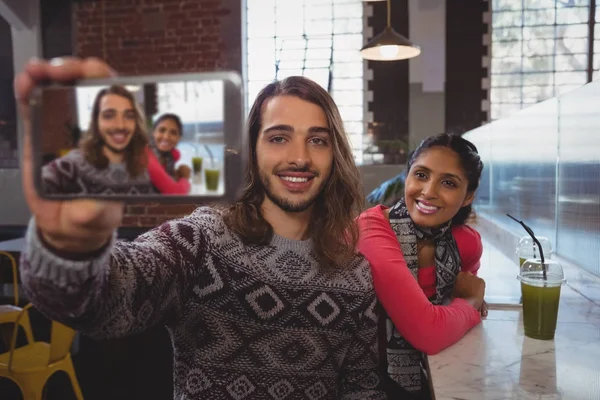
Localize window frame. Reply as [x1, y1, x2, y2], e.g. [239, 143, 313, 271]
[490, 1, 597, 120]
[245, 0, 367, 163]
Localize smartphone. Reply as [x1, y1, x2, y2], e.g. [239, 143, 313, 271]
[29, 71, 246, 203]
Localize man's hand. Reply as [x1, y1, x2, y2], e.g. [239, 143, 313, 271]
[16, 57, 124, 254]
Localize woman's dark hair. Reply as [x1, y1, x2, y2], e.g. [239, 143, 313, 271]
[407, 133, 483, 226]
[152, 113, 183, 136]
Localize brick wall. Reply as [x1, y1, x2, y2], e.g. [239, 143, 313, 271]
[75, 0, 240, 74]
[122, 203, 198, 227]
[41, 0, 77, 157]
[40, 0, 242, 228]
[40, 0, 78, 157]
[41, 90, 78, 155]
[445, 0, 489, 133]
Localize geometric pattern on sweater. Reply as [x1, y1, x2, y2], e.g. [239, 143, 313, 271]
[41, 148, 155, 195]
[20, 206, 386, 399]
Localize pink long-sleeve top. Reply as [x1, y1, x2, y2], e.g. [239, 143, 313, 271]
[146, 147, 191, 195]
[357, 205, 483, 355]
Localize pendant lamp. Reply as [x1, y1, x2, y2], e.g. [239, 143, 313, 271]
[360, 0, 421, 61]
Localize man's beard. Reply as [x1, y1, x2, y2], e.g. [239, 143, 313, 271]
[104, 143, 127, 154]
[259, 170, 326, 213]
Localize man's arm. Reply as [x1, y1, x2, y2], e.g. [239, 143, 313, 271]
[20, 211, 209, 339]
[339, 295, 387, 399]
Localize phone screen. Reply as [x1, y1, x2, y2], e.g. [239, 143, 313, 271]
[29, 72, 245, 203]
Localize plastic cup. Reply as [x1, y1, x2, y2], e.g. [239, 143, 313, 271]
[517, 236, 553, 266]
[204, 166, 220, 191]
[192, 157, 203, 174]
[516, 236, 554, 304]
[517, 258, 565, 340]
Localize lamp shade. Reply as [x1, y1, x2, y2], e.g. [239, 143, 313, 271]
[360, 26, 421, 61]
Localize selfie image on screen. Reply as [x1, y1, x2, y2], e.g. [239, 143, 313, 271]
[38, 79, 226, 198]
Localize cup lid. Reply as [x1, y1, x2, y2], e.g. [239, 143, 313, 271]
[517, 235, 553, 256]
[517, 258, 566, 286]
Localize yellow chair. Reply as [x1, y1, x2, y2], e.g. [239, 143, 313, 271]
[0, 251, 35, 347]
[0, 303, 84, 400]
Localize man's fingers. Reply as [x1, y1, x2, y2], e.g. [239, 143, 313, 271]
[96, 201, 125, 230]
[82, 57, 118, 78]
[22, 57, 115, 89]
[18, 57, 115, 100]
[16, 56, 120, 221]
[60, 200, 124, 230]
[41, 57, 86, 81]
[42, 57, 116, 81]
[14, 69, 37, 110]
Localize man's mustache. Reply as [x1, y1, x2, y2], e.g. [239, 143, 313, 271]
[275, 166, 320, 177]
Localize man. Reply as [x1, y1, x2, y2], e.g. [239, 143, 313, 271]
[16, 57, 386, 399]
[42, 84, 154, 195]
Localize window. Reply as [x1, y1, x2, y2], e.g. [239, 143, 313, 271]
[156, 81, 224, 127]
[490, 0, 597, 120]
[246, 0, 366, 163]
[76, 82, 223, 132]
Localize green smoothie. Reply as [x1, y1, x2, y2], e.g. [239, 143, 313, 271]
[519, 257, 527, 266]
[521, 279, 561, 340]
[205, 169, 220, 190]
[518, 258, 527, 303]
[192, 157, 203, 174]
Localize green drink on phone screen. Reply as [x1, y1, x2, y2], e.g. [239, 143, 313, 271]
[205, 169, 220, 190]
[192, 157, 203, 174]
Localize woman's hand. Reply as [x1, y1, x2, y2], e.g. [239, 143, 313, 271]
[479, 300, 489, 318]
[175, 165, 192, 180]
[452, 271, 486, 310]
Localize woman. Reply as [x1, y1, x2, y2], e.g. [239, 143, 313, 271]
[146, 113, 191, 194]
[358, 133, 487, 398]
[42, 85, 154, 196]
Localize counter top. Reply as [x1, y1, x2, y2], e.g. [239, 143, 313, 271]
[428, 283, 600, 400]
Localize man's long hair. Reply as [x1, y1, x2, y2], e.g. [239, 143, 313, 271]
[79, 85, 148, 177]
[223, 76, 364, 268]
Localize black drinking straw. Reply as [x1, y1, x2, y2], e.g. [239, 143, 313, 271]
[506, 214, 547, 280]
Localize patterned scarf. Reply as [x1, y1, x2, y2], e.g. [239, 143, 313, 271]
[151, 146, 176, 178]
[384, 198, 461, 394]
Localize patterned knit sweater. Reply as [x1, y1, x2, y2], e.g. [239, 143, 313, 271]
[20, 207, 386, 400]
[41, 149, 155, 195]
